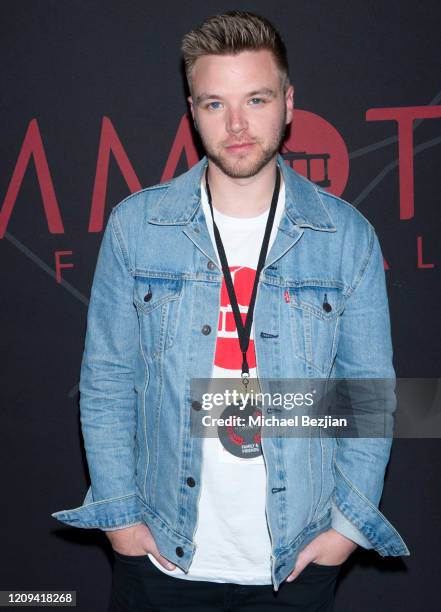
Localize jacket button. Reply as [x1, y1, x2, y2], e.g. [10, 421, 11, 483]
[323, 302, 332, 313]
[201, 324, 211, 335]
[176, 546, 184, 557]
[186, 477, 196, 487]
[207, 260, 216, 270]
[192, 400, 202, 411]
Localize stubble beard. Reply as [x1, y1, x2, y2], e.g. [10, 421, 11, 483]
[201, 108, 287, 179]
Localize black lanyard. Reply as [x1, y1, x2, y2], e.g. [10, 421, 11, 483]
[205, 166, 281, 387]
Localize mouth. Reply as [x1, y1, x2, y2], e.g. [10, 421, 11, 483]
[224, 142, 256, 153]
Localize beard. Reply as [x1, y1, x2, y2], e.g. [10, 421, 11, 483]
[200, 107, 287, 179]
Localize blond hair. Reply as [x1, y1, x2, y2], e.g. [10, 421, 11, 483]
[181, 11, 290, 92]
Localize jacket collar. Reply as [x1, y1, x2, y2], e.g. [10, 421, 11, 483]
[148, 155, 336, 232]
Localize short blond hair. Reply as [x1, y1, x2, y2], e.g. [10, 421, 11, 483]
[181, 11, 290, 92]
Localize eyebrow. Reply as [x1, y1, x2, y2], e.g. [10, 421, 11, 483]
[195, 88, 277, 105]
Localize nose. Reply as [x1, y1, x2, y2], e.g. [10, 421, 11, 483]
[226, 106, 248, 135]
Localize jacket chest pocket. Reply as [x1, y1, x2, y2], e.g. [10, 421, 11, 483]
[133, 276, 183, 361]
[288, 284, 345, 375]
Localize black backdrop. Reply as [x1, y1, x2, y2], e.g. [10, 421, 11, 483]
[1, 1, 440, 610]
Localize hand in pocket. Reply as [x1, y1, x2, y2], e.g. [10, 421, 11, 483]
[285, 529, 357, 582]
[105, 523, 176, 570]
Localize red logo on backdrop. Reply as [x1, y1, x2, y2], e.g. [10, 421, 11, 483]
[281, 109, 349, 197]
[215, 266, 256, 370]
[2, 106, 440, 274]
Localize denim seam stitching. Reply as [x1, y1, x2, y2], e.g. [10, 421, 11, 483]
[110, 209, 133, 274]
[346, 224, 375, 299]
[333, 461, 407, 545]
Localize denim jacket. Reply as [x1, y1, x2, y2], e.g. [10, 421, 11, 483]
[52, 155, 409, 591]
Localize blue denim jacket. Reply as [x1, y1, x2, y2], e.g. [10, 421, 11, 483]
[52, 155, 409, 591]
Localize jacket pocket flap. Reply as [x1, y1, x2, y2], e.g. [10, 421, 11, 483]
[290, 284, 345, 319]
[133, 276, 183, 314]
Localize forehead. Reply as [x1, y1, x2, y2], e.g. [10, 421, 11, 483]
[191, 49, 281, 93]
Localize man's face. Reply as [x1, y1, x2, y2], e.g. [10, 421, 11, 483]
[188, 50, 294, 179]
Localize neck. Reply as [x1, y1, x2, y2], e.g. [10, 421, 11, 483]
[205, 157, 280, 218]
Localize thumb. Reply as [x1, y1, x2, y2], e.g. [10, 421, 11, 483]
[286, 552, 314, 583]
[142, 526, 177, 570]
[150, 551, 176, 571]
[154, 554, 177, 571]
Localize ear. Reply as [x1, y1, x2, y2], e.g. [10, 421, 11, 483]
[188, 95, 195, 121]
[285, 85, 294, 125]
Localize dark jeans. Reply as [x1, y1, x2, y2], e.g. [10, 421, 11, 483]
[108, 552, 341, 612]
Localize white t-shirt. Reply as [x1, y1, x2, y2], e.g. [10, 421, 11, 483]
[149, 174, 285, 584]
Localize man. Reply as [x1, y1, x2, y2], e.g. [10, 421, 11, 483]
[52, 11, 409, 611]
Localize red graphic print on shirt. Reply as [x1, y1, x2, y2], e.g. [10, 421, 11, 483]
[214, 266, 257, 371]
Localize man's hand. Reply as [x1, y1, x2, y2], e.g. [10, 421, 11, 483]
[285, 529, 358, 583]
[105, 523, 176, 571]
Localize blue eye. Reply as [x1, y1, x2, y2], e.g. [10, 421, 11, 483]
[207, 101, 222, 110]
[249, 98, 264, 105]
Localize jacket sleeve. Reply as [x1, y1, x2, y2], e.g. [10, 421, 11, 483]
[330, 224, 409, 556]
[51, 207, 143, 530]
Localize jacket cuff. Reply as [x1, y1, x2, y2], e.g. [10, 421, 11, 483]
[331, 502, 373, 549]
[51, 492, 142, 530]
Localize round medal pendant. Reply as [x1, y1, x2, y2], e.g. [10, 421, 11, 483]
[217, 400, 263, 459]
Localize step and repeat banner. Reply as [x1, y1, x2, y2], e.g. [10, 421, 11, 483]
[1, 1, 440, 610]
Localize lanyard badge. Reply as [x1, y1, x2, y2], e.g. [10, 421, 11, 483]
[205, 166, 281, 388]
